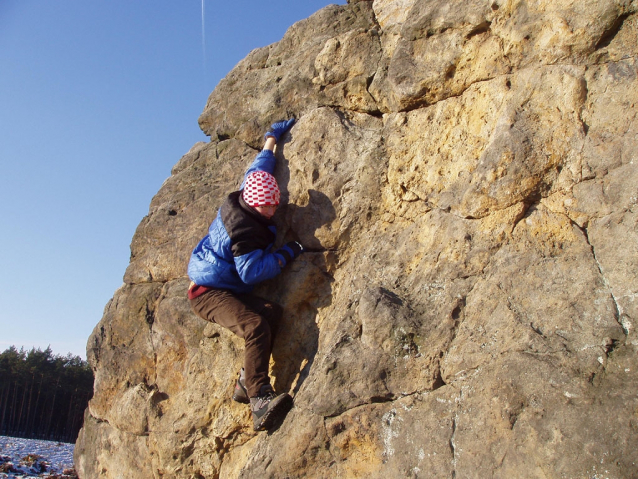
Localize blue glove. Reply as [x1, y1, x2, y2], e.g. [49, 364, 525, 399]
[275, 241, 304, 266]
[264, 118, 295, 141]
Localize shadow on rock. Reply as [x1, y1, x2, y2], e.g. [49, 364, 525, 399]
[256, 187, 337, 398]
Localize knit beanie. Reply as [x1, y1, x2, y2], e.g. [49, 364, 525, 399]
[242, 171, 281, 207]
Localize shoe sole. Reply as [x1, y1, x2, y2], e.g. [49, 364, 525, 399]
[253, 394, 293, 431]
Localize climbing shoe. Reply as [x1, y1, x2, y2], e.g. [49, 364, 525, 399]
[250, 385, 293, 431]
[232, 368, 249, 404]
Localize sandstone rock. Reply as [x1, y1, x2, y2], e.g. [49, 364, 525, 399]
[76, 1, 638, 478]
[197, 2, 378, 146]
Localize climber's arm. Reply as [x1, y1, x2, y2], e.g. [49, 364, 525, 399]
[264, 136, 276, 152]
[241, 119, 295, 185]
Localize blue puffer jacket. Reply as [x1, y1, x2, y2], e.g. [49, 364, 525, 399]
[187, 149, 286, 293]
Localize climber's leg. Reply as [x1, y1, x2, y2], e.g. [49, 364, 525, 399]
[189, 288, 282, 398]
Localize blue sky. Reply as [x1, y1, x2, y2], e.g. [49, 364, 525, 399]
[0, 0, 345, 359]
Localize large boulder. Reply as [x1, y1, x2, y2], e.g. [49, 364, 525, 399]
[76, 0, 638, 477]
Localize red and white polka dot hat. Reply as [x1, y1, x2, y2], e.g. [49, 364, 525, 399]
[242, 171, 281, 207]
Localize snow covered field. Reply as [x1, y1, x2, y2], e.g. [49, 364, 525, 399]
[0, 436, 75, 478]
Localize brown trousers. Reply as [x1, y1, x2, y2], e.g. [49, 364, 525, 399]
[189, 288, 282, 397]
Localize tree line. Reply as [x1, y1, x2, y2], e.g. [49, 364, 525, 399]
[0, 346, 93, 443]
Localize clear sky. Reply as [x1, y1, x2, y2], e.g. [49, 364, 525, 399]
[0, 0, 345, 359]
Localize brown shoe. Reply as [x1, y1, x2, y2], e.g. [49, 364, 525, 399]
[232, 368, 249, 404]
[250, 385, 293, 431]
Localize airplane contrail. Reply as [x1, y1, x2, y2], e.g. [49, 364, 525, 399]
[201, 0, 206, 70]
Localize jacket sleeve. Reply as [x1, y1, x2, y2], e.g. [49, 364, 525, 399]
[234, 249, 282, 285]
[240, 149, 276, 189]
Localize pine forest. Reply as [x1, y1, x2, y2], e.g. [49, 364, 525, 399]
[0, 346, 93, 443]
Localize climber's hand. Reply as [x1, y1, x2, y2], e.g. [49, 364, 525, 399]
[264, 118, 295, 141]
[275, 241, 304, 267]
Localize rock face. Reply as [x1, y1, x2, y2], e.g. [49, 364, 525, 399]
[75, 0, 638, 477]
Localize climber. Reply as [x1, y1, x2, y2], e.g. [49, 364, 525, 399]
[187, 118, 302, 432]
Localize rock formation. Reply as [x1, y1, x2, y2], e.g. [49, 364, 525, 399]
[75, 0, 638, 477]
